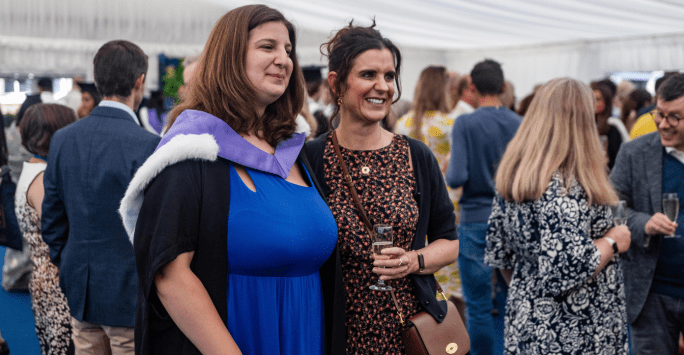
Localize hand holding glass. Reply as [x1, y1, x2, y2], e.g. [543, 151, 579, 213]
[610, 200, 627, 226]
[369, 224, 393, 291]
[663, 193, 680, 238]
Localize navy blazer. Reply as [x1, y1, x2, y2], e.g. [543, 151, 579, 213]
[42, 106, 160, 327]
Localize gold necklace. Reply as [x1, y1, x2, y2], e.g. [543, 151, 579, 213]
[351, 150, 374, 175]
[336, 132, 375, 175]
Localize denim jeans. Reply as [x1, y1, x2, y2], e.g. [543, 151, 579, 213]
[458, 223, 507, 355]
[631, 292, 684, 355]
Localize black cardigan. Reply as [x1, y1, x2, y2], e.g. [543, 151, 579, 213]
[133, 149, 346, 355]
[305, 133, 458, 323]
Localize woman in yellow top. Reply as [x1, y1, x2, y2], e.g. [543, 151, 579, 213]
[395, 65, 461, 297]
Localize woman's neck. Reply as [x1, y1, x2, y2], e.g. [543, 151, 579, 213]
[240, 130, 275, 155]
[335, 119, 392, 151]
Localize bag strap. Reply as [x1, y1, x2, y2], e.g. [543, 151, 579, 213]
[331, 131, 374, 236]
[389, 280, 447, 327]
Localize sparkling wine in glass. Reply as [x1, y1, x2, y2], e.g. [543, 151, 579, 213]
[369, 224, 393, 292]
[611, 200, 628, 226]
[663, 193, 680, 238]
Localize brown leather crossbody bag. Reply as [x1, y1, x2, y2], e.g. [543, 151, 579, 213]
[331, 131, 470, 355]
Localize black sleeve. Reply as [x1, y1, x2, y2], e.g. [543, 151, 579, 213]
[607, 126, 623, 170]
[422, 142, 458, 243]
[134, 159, 202, 304]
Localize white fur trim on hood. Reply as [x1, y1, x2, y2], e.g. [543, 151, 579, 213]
[295, 114, 311, 137]
[119, 133, 219, 244]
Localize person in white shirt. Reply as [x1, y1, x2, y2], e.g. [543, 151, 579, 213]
[448, 74, 478, 120]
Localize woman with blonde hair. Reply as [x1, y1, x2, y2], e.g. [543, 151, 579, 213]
[485, 78, 631, 354]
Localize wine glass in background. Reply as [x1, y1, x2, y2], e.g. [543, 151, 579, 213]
[663, 193, 680, 238]
[369, 224, 393, 292]
[610, 200, 628, 227]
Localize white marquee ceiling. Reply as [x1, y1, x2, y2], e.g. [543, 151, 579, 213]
[207, 0, 684, 49]
[1, 0, 683, 98]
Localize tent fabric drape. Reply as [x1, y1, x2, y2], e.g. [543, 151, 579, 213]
[448, 32, 684, 99]
[210, 0, 684, 49]
[1, 0, 683, 98]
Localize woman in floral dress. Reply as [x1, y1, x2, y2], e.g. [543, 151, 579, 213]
[306, 23, 460, 354]
[485, 78, 631, 354]
[16, 104, 76, 355]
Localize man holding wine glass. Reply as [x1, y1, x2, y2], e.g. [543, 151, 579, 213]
[611, 73, 684, 354]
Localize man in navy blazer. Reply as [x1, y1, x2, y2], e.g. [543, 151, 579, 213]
[611, 73, 684, 354]
[42, 40, 160, 355]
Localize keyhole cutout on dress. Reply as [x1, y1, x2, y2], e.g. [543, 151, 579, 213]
[234, 165, 257, 192]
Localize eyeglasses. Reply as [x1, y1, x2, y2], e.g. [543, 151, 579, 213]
[650, 109, 682, 128]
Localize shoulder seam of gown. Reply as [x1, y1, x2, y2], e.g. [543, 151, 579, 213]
[119, 133, 219, 243]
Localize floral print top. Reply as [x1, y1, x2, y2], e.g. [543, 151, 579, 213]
[323, 134, 421, 354]
[485, 174, 628, 354]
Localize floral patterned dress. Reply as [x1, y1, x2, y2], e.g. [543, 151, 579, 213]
[485, 174, 629, 354]
[324, 134, 421, 354]
[395, 111, 462, 297]
[15, 162, 73, 355]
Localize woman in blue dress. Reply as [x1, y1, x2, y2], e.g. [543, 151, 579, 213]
[119, 5, 345, 355]
[485, 78, 631, 354]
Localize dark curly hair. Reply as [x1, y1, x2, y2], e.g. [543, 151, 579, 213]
[321, 20, 402, 121]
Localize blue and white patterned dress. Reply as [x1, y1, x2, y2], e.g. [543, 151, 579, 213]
[485, 174, 628, 354]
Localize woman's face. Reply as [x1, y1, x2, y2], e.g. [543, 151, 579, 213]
[77, 92, 96, 118]
[245, 21, 293, 114]
[594, 90, 606, 115]
[338, 48, 396, 125]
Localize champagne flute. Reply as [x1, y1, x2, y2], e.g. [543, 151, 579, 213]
[369, 224, 393, 292]
[663, 193, 680, 238]
[610, 200, 627, 226]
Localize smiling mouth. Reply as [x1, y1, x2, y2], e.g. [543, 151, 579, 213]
[268, 74, 285, 79]
[660, 128, 675, 136]
[366, 98, 385, 104]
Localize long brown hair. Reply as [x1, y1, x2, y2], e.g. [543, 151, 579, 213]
[495, 78, 618, 205]
[166, 5, 304, 147]
[590, 82, 613, 136]
[410, 66, 450, 141]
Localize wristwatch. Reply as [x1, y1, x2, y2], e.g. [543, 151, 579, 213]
[417, 253, 425, 273]
[605, 237, 619, 255]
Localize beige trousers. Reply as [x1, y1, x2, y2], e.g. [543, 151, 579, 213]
[71, 317, 134, 355]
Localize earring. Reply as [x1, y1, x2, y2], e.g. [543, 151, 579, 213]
[337, 97, 342, 106]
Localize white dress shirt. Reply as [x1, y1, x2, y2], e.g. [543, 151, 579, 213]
[98, 100, 140, 125]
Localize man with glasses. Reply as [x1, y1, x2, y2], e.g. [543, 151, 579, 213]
[611, 73, 684, 354]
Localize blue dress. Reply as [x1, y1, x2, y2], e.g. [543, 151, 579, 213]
[226, 164, 338, 355]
